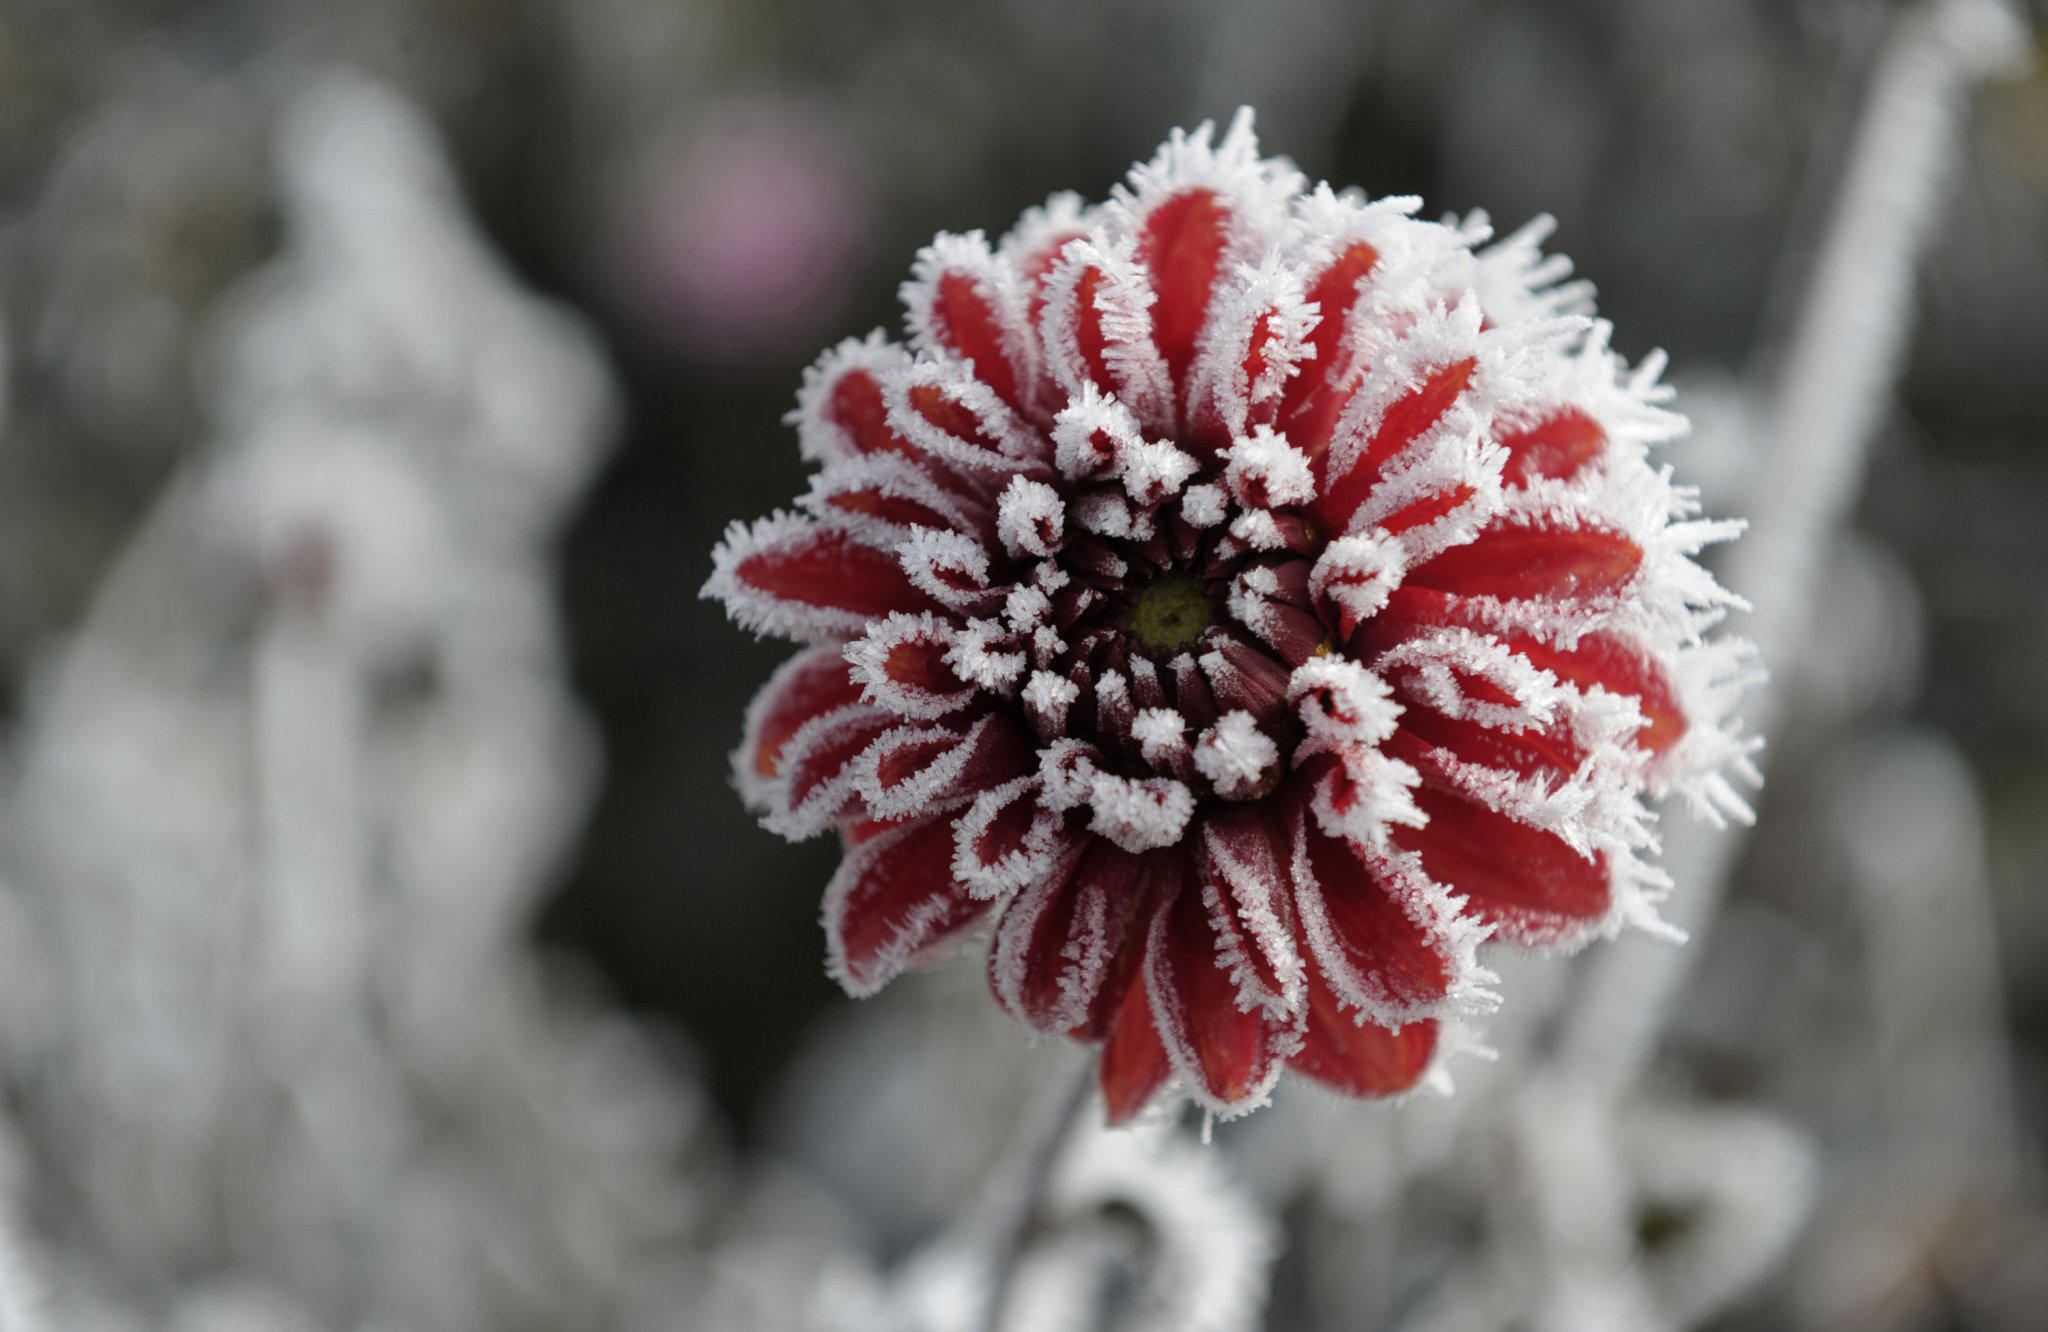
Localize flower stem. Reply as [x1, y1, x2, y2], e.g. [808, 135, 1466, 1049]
[978, 1051, 1097, 1332]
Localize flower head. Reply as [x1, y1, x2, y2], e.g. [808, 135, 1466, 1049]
[706, 109, 1755, 1121]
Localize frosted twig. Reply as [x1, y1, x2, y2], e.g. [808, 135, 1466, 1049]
[1559, 0, 2029, 1094]
[0, 1205, 44, 1332]
[978, 1051, 1098, 1332]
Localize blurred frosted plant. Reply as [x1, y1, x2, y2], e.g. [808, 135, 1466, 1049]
[706, 108, 1756, 1121]
[994, 1121, 1276, 1332]
[770, 1113, 1273, 1332]
[0, 70, 717, 1330]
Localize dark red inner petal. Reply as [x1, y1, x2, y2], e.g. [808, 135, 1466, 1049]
[952, 716, 1037, 791]
[1313, 358, 1476, 533]
[931, 271, 1024, 412]
[1501, 407, 1607, 487]
[1406, 522, 1642, 604]
[1099, 965, 1172, 1125]
[1393, 786, 1611, 938]
[1300, 828, 1452, 1010]
[1138, 188, 1230, 395]
[1249, 600, 1330, 670]
[1289, 960, 1437, 1097]
[1204, 639, 1294, 731]
[737, 526, 939, 620]
[832, 817, 988, 988]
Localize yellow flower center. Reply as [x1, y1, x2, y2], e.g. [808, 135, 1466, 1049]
[1126, 573, 1214, 652]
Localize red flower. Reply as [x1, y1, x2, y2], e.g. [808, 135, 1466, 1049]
[706, 110, 1754, 1121]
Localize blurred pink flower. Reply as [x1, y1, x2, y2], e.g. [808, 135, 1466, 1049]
[618, 98, 867, 365]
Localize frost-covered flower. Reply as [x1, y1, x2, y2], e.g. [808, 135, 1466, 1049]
[706, 110, 1754, 1121]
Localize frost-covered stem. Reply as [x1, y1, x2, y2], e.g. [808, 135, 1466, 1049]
[0, 1203, 44, 1332]
[1729, 0, 2025, 683]
[978, 1052, 1097, 1332]
[1560, 0, 2028, 1093]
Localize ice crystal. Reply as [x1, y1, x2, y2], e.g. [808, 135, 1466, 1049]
[706, 108, 1754, 1120]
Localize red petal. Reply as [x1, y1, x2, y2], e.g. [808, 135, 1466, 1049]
[1240, 307, 1289, 424]
[1312, 358, 1477, 533]
[1393, 786, 1611, 945]
[825, 366, 919, 461]
[740, 646, 862, 787]
[1501, 406, 1606, 487]
[1199, 802, 1305, 1009]
[1386, 702, 1584, 784]
[1146, 850, 1290, 1110]
[874, 630, 969, 699]
[857, 714, 1034, 821]
[1407, 521, 1641, 604]
[954, 777, 1075, 898]
[807, 453, 992, 541]
[1511, 632, 1688, 756]
[1353, 585, 1466, 641]
[990, 838, 1149, 1032]
[822, 486, 959, 533]
[928, 269, 1027, 413]
[1137, 188, 1230, 394]
[842, 819, 894, 847]
[1376, 483, 1481, 537]
[898, 376, 1049, 479]
[1362, 589, 1686, 756]
[1289, 958, 1438, 1097]
[720, 519, 940, 638]
[824, 814, 991, 995]
[1099, 965, 1172, 1125]
[1070, 267, 1119, 399]
[1018, 231, 1084, 380]
[1295, 827, 1453, 1016]
[780, 706, 896, 832]
[1186, 281, 1317, 459]
[1280, 240, 1381, 444]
